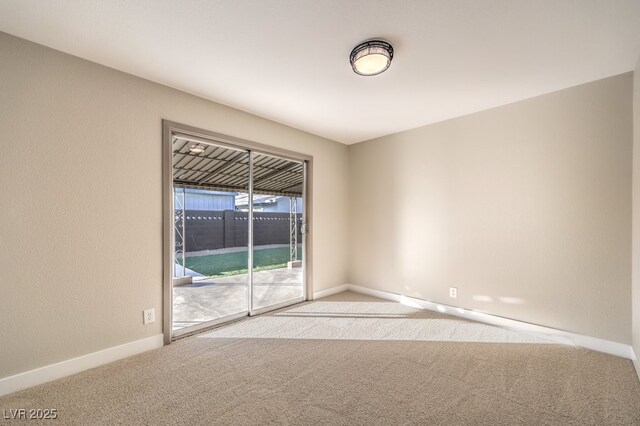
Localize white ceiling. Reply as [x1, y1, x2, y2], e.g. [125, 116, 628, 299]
[1, 1, 640, 144]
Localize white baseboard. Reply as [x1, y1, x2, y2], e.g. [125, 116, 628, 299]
[313, 284, 351, 300]
[3, 287, 636, 397]
[327, 283, 635, 361]
[0, 334, 164, 397]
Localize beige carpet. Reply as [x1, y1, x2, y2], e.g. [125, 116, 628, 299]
[1, 291, 639, 425]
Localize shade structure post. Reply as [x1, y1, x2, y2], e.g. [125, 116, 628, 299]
[289, 197, 298, 262]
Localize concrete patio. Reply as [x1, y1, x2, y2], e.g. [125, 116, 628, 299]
[173, 267, 303, 330]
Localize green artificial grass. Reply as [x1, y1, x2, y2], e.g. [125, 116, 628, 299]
[178, 247, 302, 277]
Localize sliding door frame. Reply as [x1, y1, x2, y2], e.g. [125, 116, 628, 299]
[162, 120, 313, 345]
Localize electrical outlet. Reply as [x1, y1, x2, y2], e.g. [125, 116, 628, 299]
[143, 308, 155, 325]
[449, 287, 458, 298]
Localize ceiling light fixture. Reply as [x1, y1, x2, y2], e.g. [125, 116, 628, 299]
[189, 144, 205, 154]
[350, 39, 394, 76]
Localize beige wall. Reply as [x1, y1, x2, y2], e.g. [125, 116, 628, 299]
[349, 73, 633, 343]
[0, 29, 636, 382]
[633, 59, 640, 369]
[0, 33, 349, 378]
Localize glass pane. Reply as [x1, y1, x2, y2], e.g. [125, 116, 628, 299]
[251, 153, 304, 310]
[172, 138, 250, 331]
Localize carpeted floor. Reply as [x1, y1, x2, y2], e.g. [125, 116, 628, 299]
[1, 291, 639, 425]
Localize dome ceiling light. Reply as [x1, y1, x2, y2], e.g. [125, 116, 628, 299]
[350, 40, 394, 76]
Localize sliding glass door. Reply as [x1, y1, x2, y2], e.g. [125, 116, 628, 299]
[164, 123, 308, 340]
[251, 153, 305, 312]
[171, 141, 250, 334]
